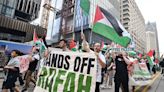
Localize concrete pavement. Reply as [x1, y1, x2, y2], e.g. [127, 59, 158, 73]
[0, 72, 162, 92]
[145, 74, 164, 92]
[100, 72, 161, 92]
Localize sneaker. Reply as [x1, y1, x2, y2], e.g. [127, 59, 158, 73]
[100, 84, 105, 89]
[108, 84, 112, 89]
[108, 85, 112, 88]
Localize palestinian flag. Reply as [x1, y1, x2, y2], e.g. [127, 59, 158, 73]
[93, 6, 131, 47]
[69, 39, 77, 52]
[35, 39, 47, 54]
[80, 0, 90, 15]
[138, 53, 143, 58]
[101, 41, 107, 51]
[40, 39, 47, 53]
[147, 50, 155, 66]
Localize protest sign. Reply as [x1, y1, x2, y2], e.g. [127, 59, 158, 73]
[17, 55, 30, 73]
[129, 61, 151, 86]
[34, 49, 97, 92]
[110, 48, 134, 52]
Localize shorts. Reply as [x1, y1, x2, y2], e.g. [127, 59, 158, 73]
[2, 74, 17, 89]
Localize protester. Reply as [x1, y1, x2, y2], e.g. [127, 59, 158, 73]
[17, 52, 25, 86]
[22, 47, 40, 92]
[159, 56, 164, 75]
[144, 54, 151, 73]
[69, 39, 78, 51]
[114, 52, 130, 92]
[127, 51, 138, 92]
[152, 64, 157, 74]
[81, 33, 106, 92]
[58, 39, 69, 51]
[101, 52, 114, 88]
[2, 50, 21, 92]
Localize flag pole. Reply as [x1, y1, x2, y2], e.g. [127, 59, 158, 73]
[89, 1, 95, 44]
[50, 0, 57, 39]
[72, 0, 77, 40]
[80, 8, 83, 34]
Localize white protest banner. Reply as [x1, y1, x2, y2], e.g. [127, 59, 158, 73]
[129, 62, 151, 86]
[34, 49, 97, 92]
[110, 48, 134, 52]
[17, 55, 30, 73]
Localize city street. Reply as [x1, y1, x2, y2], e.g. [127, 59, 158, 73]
[0, 71, 163, 92]
[100, 72, 162, 92]
[0, 0, 164, 92]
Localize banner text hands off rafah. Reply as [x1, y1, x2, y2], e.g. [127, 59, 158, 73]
[35, 51, 97, 92]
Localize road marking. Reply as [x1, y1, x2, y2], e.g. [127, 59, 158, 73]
[142, 73, 160, 92]
[134, 72, 160, 92]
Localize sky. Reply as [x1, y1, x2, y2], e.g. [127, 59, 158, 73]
[135, 0, 164, 55]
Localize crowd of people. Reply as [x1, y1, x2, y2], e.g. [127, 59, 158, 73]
[1, 33, 164, 92]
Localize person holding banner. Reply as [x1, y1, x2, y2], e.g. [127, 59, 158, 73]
[114, 52, 130, 92]
[94, 43, 106, 92]
[81, 34, 106, 92]
[58, 39, 69, 51]
[22, 47, 40, 92]
[2, 50, 22, 92]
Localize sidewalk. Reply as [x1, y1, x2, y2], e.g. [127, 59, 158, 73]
[0, 77, 35, 92]
[0, 72, 160, 92]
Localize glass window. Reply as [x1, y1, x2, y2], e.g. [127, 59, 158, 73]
[1, 5, 13, 17]
[0, 0, 3, 4]
[0, 4, 2, 13]
[5, 7, 12, 16]
[1, 5, 6, 14]
[6, 0, 14, 7]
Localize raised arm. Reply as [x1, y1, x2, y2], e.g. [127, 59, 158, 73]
[95, 52, 106, 68]
[122, 52, 130, 65]
[81, 32, 91, 52]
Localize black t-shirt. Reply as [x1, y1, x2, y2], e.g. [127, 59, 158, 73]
[28, 54, 40, 71]
[160, 59, 164, 67]
[106, 57, 114, 70]
[115, 55, 128, 75]
[28, 59, 38, 71]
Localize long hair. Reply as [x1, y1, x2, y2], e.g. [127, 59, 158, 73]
[11, 50, 23, 56]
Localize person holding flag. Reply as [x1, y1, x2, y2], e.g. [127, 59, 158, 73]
[81, 32, 106, 92]
[22, 47, 40, 92]
[147, 50, 155, 74]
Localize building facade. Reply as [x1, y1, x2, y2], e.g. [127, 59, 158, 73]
[146, 22, 160, 57]
[0, 0, 41, 22]
[120, 0, 146, 53]
[0, 0, 45, 42]
[61, 0, 120, 45]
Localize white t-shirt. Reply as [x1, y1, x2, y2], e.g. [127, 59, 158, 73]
[96, 52, 106, 83]
[7, 57, 20, 67]
[34, 53, 40, 70]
